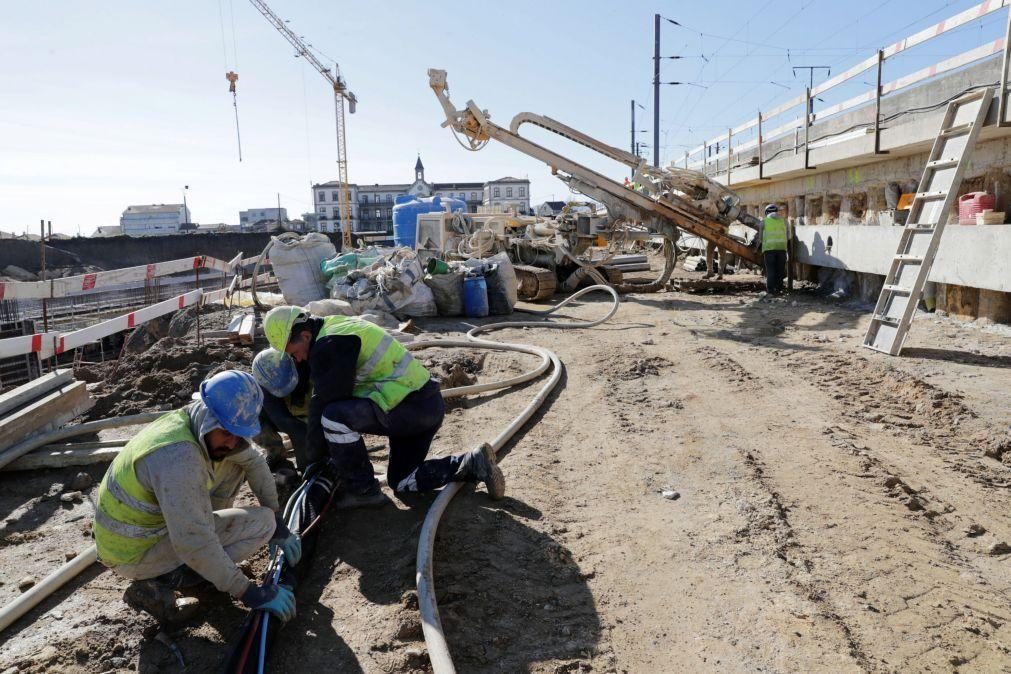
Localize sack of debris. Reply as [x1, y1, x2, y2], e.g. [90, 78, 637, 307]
[305, 298, 356, 317]
[269, 233, 337, 305]
[424, 269, 465, 316]
[321, 250, 382, 290]
[331, 247, 435, 316]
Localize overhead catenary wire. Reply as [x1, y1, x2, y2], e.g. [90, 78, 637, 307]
[697, 0, 992, 146]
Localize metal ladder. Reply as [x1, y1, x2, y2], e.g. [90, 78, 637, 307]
[863, 86, 994, 356]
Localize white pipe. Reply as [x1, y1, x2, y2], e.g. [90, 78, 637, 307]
[0, 411, 163, 636]
[415, 285, 619, 673]
[0, 545, 98, 633]
[0, 412, 162, 470]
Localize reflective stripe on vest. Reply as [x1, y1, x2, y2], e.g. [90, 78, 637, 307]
[762, 216, 788, 252]
[93, 408, 208, 567]
[317, 316, 430, 413]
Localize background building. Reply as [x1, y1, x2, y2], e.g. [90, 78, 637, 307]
[239, 207, 287, 231]
[484, 177, 530, 213]
[312, 157, 528, 235]
[119, 204, 189, 237]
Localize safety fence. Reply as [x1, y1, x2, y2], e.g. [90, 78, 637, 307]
[683, 0, 1011, 179]
[0, 254, 242, 301]
[0, 254, 273, 362]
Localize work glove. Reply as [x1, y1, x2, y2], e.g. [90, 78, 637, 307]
[270, 513, 302, 566]
[241, 583, 296, 622]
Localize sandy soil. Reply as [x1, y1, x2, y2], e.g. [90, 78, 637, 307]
[1, 271, 1010, 673]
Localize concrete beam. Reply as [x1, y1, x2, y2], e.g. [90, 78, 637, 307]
[793, 224, 1011, 292]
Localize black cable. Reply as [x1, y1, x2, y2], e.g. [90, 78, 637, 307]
[717, 80, 1000, 171]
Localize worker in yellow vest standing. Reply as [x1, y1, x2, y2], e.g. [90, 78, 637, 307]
[758, 203, 789, 295]
[263, 306, 505, 509]
[92, 370, 301, 625]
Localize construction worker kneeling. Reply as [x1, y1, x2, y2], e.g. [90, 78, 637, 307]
[264, 306, 505, 508]
[92, 370, 301, 625]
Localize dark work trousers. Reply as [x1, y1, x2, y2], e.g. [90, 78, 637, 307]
[321, 379, 462, 494]
[763, 250, 787, 294]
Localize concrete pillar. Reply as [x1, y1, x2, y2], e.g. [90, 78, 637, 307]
[793, 195, 806, 226]
[978, 289, 1011, 324]
[944, 284, 980, 321]
[825, 193, 842, 224]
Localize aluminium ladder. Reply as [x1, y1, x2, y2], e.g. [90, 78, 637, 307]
[863, 86, 994, 356]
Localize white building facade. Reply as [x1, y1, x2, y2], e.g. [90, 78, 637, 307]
[119, 204, 189, 237]
[483, 177, 530, 213]
[311, 157, 526, 235]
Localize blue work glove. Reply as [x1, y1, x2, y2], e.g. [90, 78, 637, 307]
[241, 584, 296, 622]
[270, 513, 302, 566]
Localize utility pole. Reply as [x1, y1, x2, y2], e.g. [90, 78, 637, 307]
[630, 99, 635, 157]
[793, 66, 831, 115]
[653, 13, 661, 168]
[630, 100, 647, 178]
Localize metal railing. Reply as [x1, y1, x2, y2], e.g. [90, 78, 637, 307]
[682, 0, 1011, 180]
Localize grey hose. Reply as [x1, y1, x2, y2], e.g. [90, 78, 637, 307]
[412, 285, 620, 673]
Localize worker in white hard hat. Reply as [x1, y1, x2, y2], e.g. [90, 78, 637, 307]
[756, 203, 789, 294]
[262, 306, 505, 509]
[93, 370, 301, 625]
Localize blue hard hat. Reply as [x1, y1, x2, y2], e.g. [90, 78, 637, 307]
[251, 348, 299, 398]
[199, 370, 263, 438]
[765, 203, 779, 215]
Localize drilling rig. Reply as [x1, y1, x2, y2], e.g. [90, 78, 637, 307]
[427, 69, 762, 296]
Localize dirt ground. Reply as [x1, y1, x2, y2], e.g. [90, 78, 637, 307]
[1, 269, 1010, 673]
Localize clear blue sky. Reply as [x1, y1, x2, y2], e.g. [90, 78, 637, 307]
[2, 1, 1003, 235]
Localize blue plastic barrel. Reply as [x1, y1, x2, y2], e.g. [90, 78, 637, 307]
[392, 195, 467, 249]
[462, 275, 489, 317]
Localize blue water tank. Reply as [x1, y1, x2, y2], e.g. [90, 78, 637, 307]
[462, 275, 489, 317]
[392, 195, 467, 249]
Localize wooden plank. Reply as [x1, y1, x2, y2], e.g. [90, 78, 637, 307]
[0, 369, 73, 417]
[3, 445, 124, 471]
[238, 314, 256, 344]
[0, 381, 93, 454]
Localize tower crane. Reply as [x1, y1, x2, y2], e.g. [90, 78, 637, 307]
[249, 0, 357, 250]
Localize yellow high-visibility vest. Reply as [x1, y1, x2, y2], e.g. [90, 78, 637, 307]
[318, 316, 429, 412]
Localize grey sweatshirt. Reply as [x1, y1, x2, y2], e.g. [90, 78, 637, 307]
[132, 402, 278, 597]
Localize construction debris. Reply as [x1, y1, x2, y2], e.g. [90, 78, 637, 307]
[0, 372, 94, 469]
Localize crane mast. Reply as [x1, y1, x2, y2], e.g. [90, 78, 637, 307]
[249, 0, 356, 250]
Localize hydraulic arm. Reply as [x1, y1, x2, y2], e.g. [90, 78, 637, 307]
[427, 69, 761, 265]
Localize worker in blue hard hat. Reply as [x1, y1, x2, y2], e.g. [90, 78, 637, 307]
[251, 348, 312, 471]
[93, 370, 302, 625]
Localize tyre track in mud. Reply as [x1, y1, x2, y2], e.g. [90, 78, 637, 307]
[705, 335, 1011, 672]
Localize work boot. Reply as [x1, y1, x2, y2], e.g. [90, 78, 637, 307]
[457, 444, 506, 500]
[123, 579, 200, 624]
[333, 481, 389, 510]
